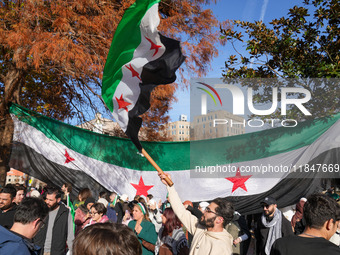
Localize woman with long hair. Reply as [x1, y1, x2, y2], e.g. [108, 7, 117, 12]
[74, 197, 95, 236]
[73, 188, 92, 210]
[143, 208, 189, 255]
[128, 202, 157, 255]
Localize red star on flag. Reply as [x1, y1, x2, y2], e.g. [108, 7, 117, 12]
[64, 149, 75, 164]
[145, 37, 162, 56]
[125, 63, 141, 81]
[116, 94, 131, 112]
[226, 168, 252, 193]
[131, 176, 154, 197]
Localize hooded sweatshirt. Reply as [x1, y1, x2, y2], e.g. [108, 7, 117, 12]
[0, 225, 41, 255]
[167, 185, 233, 255]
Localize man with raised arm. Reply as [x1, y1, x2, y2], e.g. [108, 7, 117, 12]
[159, 173, 234, 255]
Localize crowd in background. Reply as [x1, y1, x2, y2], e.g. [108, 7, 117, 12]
[0, 180, 339, 255]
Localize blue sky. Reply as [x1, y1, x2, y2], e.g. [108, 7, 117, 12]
[169, 0, 306, 122]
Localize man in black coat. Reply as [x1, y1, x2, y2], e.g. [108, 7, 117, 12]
[33, 186, 74, 255]
[0, 185, 18, 229]
[255, 196, 293, 255]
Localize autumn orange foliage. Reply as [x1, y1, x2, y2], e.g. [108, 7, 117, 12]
[0, 0, 229, 184]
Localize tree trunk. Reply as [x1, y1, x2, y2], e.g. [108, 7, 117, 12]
[0, 66, 23, 186]
[0, 114, 14, 187]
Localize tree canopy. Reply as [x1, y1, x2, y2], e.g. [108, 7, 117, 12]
[220, 0, 339, 120]
[0, 0, 227, 184]
[1, 0, 222, 120]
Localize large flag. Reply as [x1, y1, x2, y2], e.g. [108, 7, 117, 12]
[9, 104, 340, 214]
[102, 0, 185, 151]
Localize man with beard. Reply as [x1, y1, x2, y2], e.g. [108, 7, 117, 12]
[61, 183, 76, 205]
[255, 196, 293, 255]
[159, 173, 234, 255]
[33, 186, 74, 255]
[0, 185, 18, 229]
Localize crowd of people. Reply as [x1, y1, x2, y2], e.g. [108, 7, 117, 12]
[0, 175, 339, 255]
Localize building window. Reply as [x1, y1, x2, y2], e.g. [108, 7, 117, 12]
[203, 124, 205, 128]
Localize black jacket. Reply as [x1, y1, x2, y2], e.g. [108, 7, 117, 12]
[114, 201, 124, 224]
[33, 203, 71, 255]
[255, 213, 294, 255]
[0, 203, 17, 229]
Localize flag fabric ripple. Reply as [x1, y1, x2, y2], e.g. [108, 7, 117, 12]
[102, 0, 185, 151]
[9, 104, 340, 214]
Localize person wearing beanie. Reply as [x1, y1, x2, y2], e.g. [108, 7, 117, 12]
[97, 198, 109, 208]
[255, 196, 293, 255]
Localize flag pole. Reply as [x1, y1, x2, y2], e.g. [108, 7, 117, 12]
[141, 148, 173, 187]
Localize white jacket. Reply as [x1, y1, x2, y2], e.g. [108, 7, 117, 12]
[167, 185, 233, 255]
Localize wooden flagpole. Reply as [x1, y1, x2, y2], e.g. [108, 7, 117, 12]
[141, 148, 173, 187]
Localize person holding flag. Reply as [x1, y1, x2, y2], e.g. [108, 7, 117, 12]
[159, 172, 235, 255]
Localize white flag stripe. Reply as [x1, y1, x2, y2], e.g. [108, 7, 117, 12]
[12, 115, 340, 201]
[111, 4, 165, 131]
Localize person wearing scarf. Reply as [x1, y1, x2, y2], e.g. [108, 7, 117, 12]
[255, 196, 293, 255]
[128, 202, 157, 255]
